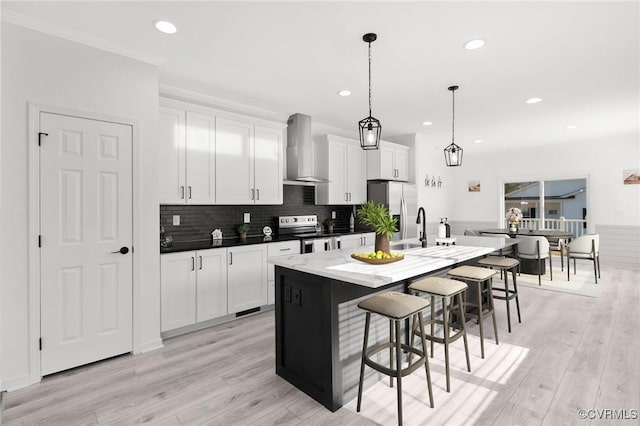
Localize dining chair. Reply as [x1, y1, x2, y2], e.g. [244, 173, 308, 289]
[516, 235, 552, 286]
[566, 234, 600, 283]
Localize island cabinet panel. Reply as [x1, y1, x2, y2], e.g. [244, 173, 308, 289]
[228, 245, 268, 313]
[274, 266, 405, 412]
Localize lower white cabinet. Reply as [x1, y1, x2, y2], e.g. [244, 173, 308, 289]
[227, 244, 268, 314]
[267, 240, 301, 304]
[340, 233, 376, 250]
[160, 248, 227, 332]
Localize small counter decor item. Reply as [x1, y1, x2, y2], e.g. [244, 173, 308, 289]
[211, 229, 223, 240]
[324, 218, 335, 234]
[357, 200, 398, 254]
[237, 224, 249, 239]
[505, 207, 523, 233]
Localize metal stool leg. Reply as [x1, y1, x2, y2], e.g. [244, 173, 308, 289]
[394, 320, 403, 426]
[417, 312, 434, 408]
[356, 312, 371, 412]
[503, 268, 512, 333]
[487, 279, 499, 345]
[477, 281, 485, 359]
[430, 295, 435, 358]
[512, 267, 521, 323]
[458, 293, 471, 372]
[442, 296, 450, 392]
[389, 322, 394, 388]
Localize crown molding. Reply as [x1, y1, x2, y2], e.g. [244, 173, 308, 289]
[159, 84, 289, 123]
[1, 9, 165, 66]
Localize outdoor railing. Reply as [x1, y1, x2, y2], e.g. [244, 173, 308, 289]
[519, 218, 587, 237]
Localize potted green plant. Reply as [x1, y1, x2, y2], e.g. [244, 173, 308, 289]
[324, 218, 336, 234]
[237, 223, 250, 239]
[357, 200, 398, 253]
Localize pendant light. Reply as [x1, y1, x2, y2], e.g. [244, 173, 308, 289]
[444, 85, 463, 167]
[358, 33, 381, 150]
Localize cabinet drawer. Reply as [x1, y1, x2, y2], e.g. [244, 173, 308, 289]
[268, 240, 300, 257]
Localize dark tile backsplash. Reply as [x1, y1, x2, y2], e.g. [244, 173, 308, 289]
[160, 185, 359, 242]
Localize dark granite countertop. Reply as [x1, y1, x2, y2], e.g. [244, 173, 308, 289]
[160, 229, 374, 254]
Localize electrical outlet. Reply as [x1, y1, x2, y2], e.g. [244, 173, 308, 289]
[331, 211, 336, 219]
[244, 213, 250, 223]
[173, 215, 180, 226]
[292, 288, 301, 306]
[284, 286, 291, 302]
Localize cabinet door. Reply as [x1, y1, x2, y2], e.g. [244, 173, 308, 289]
[346, 144, 366, 204]
[161, 252, 196, 332]
[196, 248, 228, 322]
[227, 245, 268, 313]
[326, 141, 348, 204]
[254, 126, 283, 205]
[158, 106, 186, 203]
[395, 148, 409, 182]
[362, 232, 376, 247]
[216, 118, 254, 204]
[186, 112, 216, 204]
[339, 234, 362, 250]
[379, 145, 396, 180]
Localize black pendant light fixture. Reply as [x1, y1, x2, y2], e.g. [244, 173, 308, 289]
[358, 33, 381, 150]
[444, 85, 463, 167]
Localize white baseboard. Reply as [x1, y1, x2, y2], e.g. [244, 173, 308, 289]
[1, 373, 32, 392]
[137, 338, 164, 354]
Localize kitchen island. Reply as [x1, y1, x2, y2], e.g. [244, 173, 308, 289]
[270, 235, 516, 411]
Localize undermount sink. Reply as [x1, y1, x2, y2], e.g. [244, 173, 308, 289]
[390, 242, 423, 250]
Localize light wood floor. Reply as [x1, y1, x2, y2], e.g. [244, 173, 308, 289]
[2, 264, 639, 425]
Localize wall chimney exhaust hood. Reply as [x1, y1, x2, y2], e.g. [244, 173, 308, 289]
[286, 113, 328, 183]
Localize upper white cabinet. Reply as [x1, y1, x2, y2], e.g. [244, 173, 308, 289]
[186, 112, 216, 204]
[158, 106, 186, 204]
[158, 99, 284, 205]
[366, 141, 410, 181]
[315, 135, 366, 205]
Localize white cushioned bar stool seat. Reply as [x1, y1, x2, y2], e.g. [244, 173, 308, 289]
[409, 277, 471, 392]
[447, 266, 499, 359]
[357, 291, 434, 425]
[477, 256, 522, 333]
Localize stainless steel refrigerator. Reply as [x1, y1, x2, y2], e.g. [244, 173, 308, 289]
[367, 181, 418, 241]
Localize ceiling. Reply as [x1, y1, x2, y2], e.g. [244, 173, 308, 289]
[3, 1, 639, 153]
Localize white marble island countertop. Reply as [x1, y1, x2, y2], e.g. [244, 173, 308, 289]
[269, 235, 514, 288]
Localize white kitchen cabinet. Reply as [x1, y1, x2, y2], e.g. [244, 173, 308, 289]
[161, 248, 228, 332]
[340, 233, 376, 250]
[254, 126, 283, 204]
[158, 106, 186, 204]
[315, 134, 366, 205]
[185, 112, 216, 204]
[227, 244, 268, 313]
[267, 240, 300, 304]
[161, 251, 196, 332]
[366, 141, 410, 181]
[196, 248, 228, 322]
[215, 119, 284, 205]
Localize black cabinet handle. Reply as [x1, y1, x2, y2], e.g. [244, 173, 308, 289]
[111, 247, 129, 255]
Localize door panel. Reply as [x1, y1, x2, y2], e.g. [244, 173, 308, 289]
[346, 144, 366, 204]
[227, 245, 267, 314]
[254, 126, 283, 204]
[158, 106, 186, 203]
[215, 118, 253, 204]
[327, 141, 347, 204]
[161, 252, 197, 331]
[40, 112, 133, 376]
[196, 249, 228, 322]
[186, 112, 216, 204]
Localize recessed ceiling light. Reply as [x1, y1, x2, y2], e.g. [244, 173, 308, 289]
[474, 139, 483, 143]
[154, 20, 177, 34]
[337, 90, 351, 97]
[464, 39, 485, 50]
[567, 125, 577, 129]
[422, 121, 433, 126]
[525, 97, 543, 104]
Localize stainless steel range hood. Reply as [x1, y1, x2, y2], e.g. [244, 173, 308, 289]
[286, 113, 328, 183]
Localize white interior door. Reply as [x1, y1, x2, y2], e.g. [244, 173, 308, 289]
[39, 112, 133, 376]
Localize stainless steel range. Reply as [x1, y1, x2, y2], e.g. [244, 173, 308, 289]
[278, 215, 341, 253]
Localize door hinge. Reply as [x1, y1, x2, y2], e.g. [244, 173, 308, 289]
[39, 338, 42, 351]
[38, 132, 48, 146]
[38, 235, 42, 247]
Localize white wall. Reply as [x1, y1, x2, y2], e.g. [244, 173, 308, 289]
[448, 137, 640, 268]
[1, 23, 162, 390]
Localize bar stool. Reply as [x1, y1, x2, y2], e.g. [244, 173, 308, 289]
[357, 291, 434, 425]
[477, 256, 522, 333]
[447, 266, 499, 359]
[408, 277, 471, 392]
